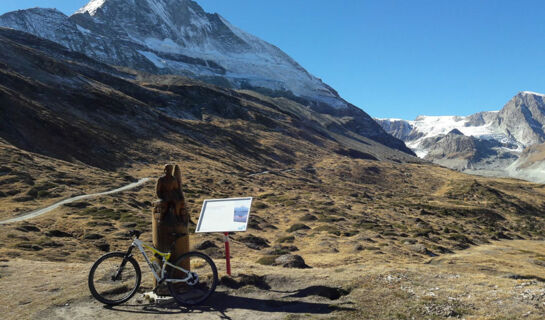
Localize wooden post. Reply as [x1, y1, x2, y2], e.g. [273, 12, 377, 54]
[152, 201, 190, 293]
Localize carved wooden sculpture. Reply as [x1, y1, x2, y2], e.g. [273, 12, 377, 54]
[152, 164, 190, 293]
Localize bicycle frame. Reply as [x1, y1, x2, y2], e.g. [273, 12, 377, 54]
[127, 238, 193, 284]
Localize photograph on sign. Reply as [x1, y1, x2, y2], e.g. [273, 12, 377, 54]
[196, 197, 253, 233]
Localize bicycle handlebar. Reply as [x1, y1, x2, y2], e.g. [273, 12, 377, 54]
[129, 230, 142, 238]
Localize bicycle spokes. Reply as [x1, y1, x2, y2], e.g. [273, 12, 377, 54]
[89, 253, 141, 305]
[167, 252, 218, 306]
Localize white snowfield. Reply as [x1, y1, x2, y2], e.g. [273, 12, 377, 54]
[0, 178, 151, 225]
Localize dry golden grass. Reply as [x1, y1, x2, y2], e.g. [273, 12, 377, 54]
[1, 142, 545, 319]
[0, 141, 137, 220]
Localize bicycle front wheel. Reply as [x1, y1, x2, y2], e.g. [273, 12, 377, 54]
[167, 252, 218, 306]
[88, 251, 141, 305]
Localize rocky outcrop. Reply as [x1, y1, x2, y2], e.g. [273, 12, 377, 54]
[493, 92, 545, 146]
[0, 27, 416, 171]
[507, 143, 545, 183]
[424, 130, 518, 171]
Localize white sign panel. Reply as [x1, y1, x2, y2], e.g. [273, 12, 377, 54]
[195, 197, 253, 233]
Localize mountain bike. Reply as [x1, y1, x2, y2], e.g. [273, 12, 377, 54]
[88, 230, 218, 306]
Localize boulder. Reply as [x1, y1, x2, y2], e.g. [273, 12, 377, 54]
[273, 254, 309, 268]
[238, 234, 269, 250]
[196, 240, 218, 250]
[16, 225, 40, 233]
[46, 230, 72, 238]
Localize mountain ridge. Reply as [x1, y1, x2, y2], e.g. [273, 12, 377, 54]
[0, 26, 416, 172]
[377, 91, 545, 182]
[0, 0, 341, 108]
[0, 0, 413, 155]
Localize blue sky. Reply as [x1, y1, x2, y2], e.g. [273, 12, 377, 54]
[1, 0, 544, 119]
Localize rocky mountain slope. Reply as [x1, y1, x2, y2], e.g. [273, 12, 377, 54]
[0, 25, 416, 176]
[0, 0, 412, 154]
[377, 91, 545, 182]
[507, 143, 545, 183]
[1, 1, 330, 104]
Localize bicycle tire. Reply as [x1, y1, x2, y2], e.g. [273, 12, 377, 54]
[167, 251, 218, 306]
[88, 251, 141, 305]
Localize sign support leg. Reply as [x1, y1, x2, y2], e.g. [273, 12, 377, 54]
[224, 232, 231, 276]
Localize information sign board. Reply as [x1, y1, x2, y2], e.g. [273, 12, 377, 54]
[195, 197, 253, 233]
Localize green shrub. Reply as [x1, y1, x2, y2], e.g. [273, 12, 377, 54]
[276, 236, 295, 243]
[254, 201, 269, 210]
[318, 216, 345, 223]
[27, 182, 56, 198]
[299, 214, 318, 222]
[448, 233, 471, 243]
[256, 255, 278, 265]
[287, 224, 310, 232]
[37, 190, 51, 198]
[314, 225, 341, 236]
[343, 230, 359, 237]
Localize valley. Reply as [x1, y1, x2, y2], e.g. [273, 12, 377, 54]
[0, 1, 544, 319]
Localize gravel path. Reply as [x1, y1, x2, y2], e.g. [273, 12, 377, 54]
[0, 178, 152, 225]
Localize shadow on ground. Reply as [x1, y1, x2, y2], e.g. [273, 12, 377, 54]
[106, 291, 353, 319]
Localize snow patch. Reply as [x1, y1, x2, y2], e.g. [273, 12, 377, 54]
[137, 50, 167, 68]
[144, 37, 182, 53]
[409, 115, 496, 140]
[76, 24, 92, 34]
[520, 91, 545, 98]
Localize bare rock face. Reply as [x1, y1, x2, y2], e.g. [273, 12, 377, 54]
[494, 92, 545, 146]
[375, 118, 424, 141]
[424, 130, 518, 171]
[273, 254, 309, 269]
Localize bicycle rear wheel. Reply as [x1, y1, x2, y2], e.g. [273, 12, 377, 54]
[167, 252, 218, 306]
[88, 252, 141, 305]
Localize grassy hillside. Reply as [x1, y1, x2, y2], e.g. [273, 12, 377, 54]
[1, 27, 545, 319]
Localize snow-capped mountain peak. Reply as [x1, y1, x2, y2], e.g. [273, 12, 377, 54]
[0, 0, 348, 111]
[75, 0, 109, 16]
[377, 91, 545, 182]
[0, 0, 418, 154]
[520, 91, 545, 98]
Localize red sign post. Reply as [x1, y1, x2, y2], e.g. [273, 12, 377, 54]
[224, 232, 231, 275]
[195, 197, 253, 277]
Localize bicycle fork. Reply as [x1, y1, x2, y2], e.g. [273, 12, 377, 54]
[112, 245, 135, 281]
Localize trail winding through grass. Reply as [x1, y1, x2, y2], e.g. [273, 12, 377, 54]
[0, 178, 152, 225]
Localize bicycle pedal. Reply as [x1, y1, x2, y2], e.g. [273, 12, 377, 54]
[152, 285, 171, 297]
[144, 291, 159, 302]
